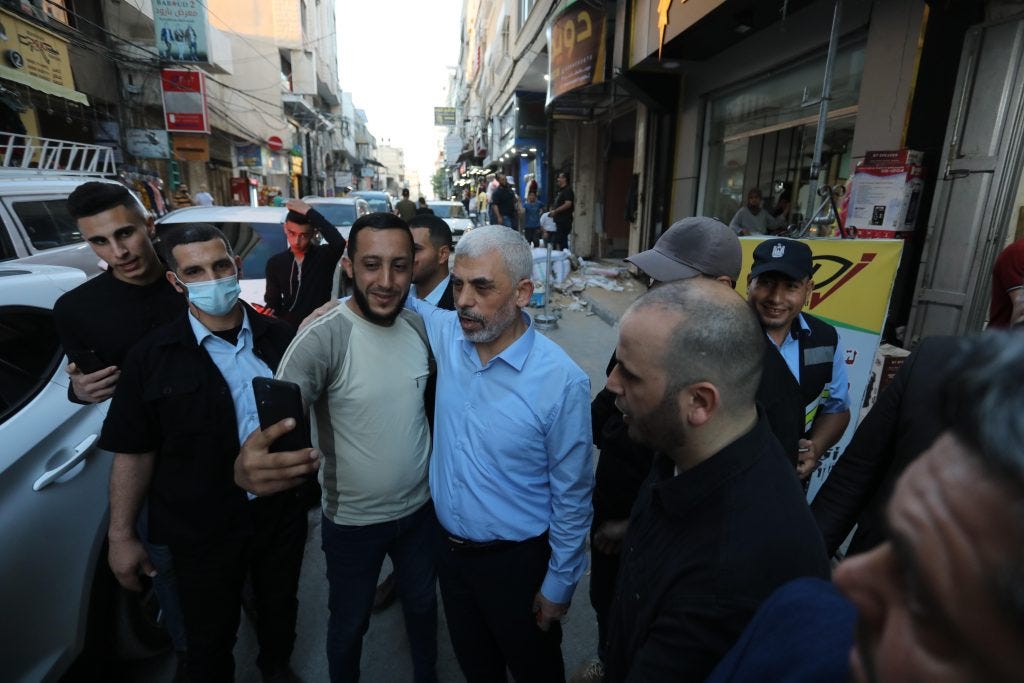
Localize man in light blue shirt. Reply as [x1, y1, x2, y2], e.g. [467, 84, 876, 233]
[408, 225, 593, 682]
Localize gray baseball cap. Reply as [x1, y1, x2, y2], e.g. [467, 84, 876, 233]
[626, 217, 742, 283]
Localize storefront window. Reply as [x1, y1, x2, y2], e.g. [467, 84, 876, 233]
[701, 42, 865, 226]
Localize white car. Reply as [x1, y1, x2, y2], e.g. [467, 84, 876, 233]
[301, 196, 370, 239]
[0, 264, 167, 680]
[427, 201, 474, 243]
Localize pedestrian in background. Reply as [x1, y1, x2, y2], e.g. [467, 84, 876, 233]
[416, 196, 434, 215]
[194, 184, 214, 206]
[548, 172, 574, 250]
[395, 188, 417, 221]
[522, 189, 544, 246]
[172, 183, 193, 209]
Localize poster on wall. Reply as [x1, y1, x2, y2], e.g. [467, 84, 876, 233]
[126, 129, 171, 158]
[152, 0, 210, 64]
[546, 2, 607, 104]
[734, 237, 904, 500]
[161, 69, 209, 133]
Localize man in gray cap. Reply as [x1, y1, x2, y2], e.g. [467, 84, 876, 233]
[574, 217, 741, 682]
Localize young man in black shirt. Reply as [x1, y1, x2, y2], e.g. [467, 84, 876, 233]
[52, 181, 189, 677]
[264, 198, 347, 328]
[548, 171, 574, 250]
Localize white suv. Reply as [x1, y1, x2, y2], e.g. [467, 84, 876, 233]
[0, 133, 128, 278]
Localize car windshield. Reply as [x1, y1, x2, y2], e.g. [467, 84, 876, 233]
[226, 222, 284, 281]
[429, 203, 467, 219]
[363, 199, 389, 213]
[311, 203, 357, 226]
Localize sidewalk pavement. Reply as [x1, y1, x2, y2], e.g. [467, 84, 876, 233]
[553, 258, 645, 327]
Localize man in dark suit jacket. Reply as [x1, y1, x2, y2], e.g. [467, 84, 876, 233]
[408, 214, 454, 311]
[810, 335, 965, 556]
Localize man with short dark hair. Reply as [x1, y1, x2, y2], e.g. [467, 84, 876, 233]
[548, 172, 574, 250]
[395, 188, 417, 221]
[489, 174, 518, 230]
[603, 279, 830, 682]
[53, 180, 190, 677]
[409, 213, 454, 310]
[100, 223, 308, 682]
[264, 198, 347, 328]
[271, 212, 438, 682]
[747, 238, 850, 480]
[729, 187, 782, 236]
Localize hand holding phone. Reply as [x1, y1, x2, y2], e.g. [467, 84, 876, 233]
[68, 349, 108, 375]
[252, 377, 311, 452]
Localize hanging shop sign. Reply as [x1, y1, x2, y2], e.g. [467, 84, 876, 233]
[546, 2, 607, 104]
[629, 0, 725, 67]
[735, 237, 904, 500]
[434, 107, 456, 126]
[161, 69, 210, 133]
[267, 152, 290, 174]
[126, 129, 171, 158]
[171, 133, 209, 161]
[0, 9, 87, 104]
[235, 142, 263, 168]
[334, 171, 353, 188]
[152, 0, 211, 65]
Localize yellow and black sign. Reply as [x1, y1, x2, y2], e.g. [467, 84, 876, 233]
[546, 2, 607, 104]
[0, 9, 86, 104]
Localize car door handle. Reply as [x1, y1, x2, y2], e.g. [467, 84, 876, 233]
[33, 433, 99, 491]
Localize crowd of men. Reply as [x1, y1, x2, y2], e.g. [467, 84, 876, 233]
[52, 179, 1024, 683]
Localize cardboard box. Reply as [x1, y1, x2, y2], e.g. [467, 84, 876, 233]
[846, 149, 924, 239]
[858, 343, 912, 424]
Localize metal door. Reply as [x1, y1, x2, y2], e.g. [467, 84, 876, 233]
[906, 14, 1024, 341]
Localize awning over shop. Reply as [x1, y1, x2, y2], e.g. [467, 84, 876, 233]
[0, 9, 88, 105]
[282, 93, 320, 127]
[0, 65, 88, 105]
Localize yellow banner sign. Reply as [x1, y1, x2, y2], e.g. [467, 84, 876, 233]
[0, 9, 77, 91]
[736, 237, 904, 335]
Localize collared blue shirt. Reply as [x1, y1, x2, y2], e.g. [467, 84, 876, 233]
[770, 313, 849, 414]
[408, 297, 594, 604]
[187, 307, 273, 450]
[413, 274, 451, 307]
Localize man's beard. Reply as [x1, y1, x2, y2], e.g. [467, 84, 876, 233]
[351, 283, 408, 325]
[459, 296, 520, 343]
[630, 388, 687, 454]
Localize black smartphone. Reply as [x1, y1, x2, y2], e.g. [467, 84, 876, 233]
[68, 349, 107, 374]
[252, 377, 312, 452]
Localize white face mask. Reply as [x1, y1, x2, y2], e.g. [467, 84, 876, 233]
[176, 274, 241, 316]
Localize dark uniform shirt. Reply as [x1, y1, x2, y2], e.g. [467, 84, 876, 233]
[53, 269, 186, 404]
[264, 208, 346, 329]
[553, 186, 574, 229]
[605, 415, 830, 682]
[98, 304, 296, 549]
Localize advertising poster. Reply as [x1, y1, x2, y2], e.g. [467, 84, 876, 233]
[153, 0, 210, 64]
[735, 237, 904, 500]
[546, 2, 606, 104]
[161, 69, 209, 133]
[126, 129, 170, 158]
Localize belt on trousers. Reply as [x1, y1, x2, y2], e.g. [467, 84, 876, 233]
[444, 530, 548, 552]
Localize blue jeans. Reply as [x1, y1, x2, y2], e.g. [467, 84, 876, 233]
[321, 501, 438, 683]
[137, 501, 188, 652]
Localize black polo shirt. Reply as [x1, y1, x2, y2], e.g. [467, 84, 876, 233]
[53, 269, 185, 404]
[605, 414, 830, 682]
[264, 208, 346, 328]
[98, 304, 296, 549]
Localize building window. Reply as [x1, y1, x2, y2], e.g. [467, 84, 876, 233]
[519, 0, 535, 29]
[700, 41, 865, 226]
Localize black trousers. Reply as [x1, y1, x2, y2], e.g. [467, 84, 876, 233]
[434, 520, 565, 683]
[172, 493, 307, 683]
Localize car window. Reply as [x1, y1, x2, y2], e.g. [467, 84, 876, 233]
[364, 199, 389, 213]
[312, 204, 356, 227]
[223, 222, 285, 281]
[11, 200, 82, 251]
[0, 214, 15, 260]
[0, 305, 61, 425]
[429, 204, 467, 219]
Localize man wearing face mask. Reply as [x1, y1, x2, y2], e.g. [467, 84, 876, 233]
[99, 223, 311, 683]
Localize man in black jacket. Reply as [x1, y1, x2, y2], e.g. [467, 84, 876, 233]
[264, 198, 346, 328]
[810, 335, 964, 557]
[409, 213, 454, 311]
[603, 279, 829, 682]
[101, 223, 311, 683]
